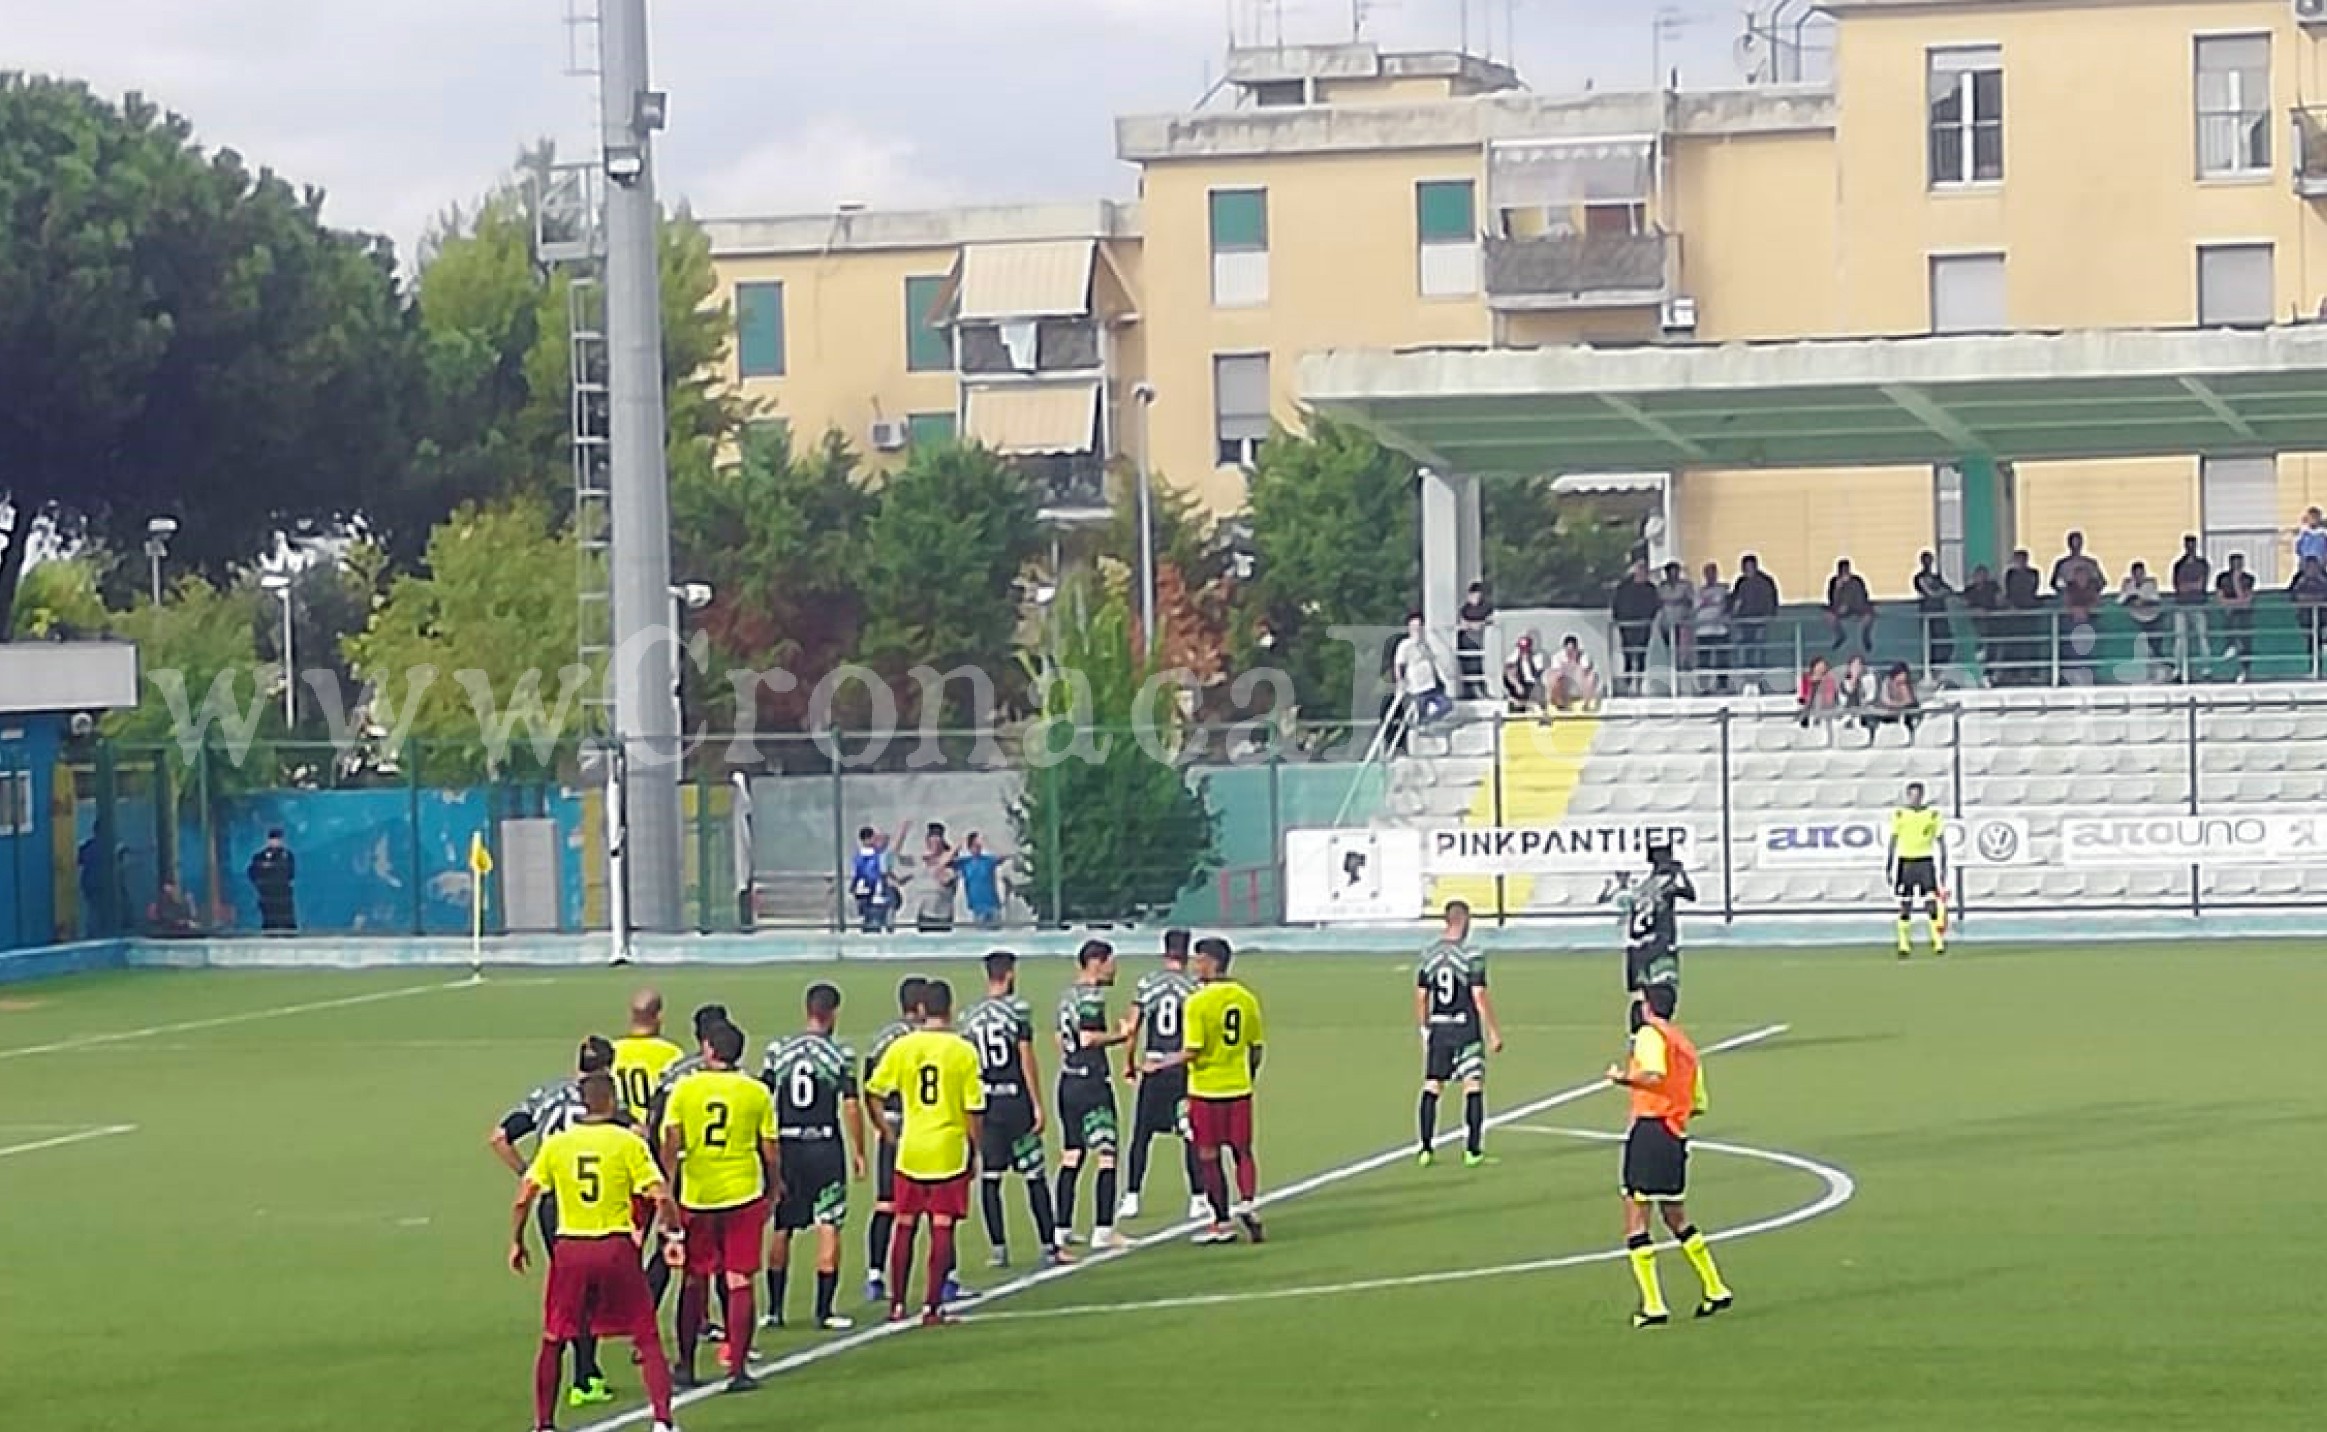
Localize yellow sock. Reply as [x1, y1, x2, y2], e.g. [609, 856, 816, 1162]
[1627, 1238, 1668, 1317]
[1895, 916, 1913, 952]
[1931, 899, 1948, 949]
[1679, 1228, 1732, 1301]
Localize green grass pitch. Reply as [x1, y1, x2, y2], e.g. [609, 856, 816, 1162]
[3, 941, 2323, 1431]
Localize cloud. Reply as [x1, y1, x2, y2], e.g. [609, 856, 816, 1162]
[679, 117, 968, 218]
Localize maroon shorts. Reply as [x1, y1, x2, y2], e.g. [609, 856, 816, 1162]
[892, 1173, 970, 1222]
[630, 1194, 655, 1231]
[1187, 1095, 1253, 1151]
[681, 1198, 769, 1279]
[544, 1235, 657, 1340]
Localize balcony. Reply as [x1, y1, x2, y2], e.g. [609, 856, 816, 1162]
[2295, 107, 2327, 199]
[957, 317, 1103, 376]
[1483, 231, 1674, 311]
[1019, 452, 1110, 521]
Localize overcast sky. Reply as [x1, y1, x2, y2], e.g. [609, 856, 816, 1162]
[12, 0, 1758, 260]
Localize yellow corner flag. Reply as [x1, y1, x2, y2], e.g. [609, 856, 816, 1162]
[467, 832, 491, 982]
[469, 832, 494, 876]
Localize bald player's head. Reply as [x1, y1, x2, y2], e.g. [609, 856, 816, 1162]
[628, 988, 665, 1034]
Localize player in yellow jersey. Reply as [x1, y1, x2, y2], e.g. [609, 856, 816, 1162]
[1887, 782, 1948, 959]
[659, 1022, 779, 1393]
[611, 989, 686, 1123]
[510, 1071, 682, 1432]
[1155, 937, 1267, 1246]
[864, 978, 985, 1326]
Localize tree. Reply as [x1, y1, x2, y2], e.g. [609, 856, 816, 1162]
[0, 77, 419, 636]
[856, 443, 1046, 725]
[342, 498, 583, 783]
[1480, 477, 1638, 608]
[1234, 419, 1418, 726]
[1098, 466, 1240, 708]
[1011, 580, 1219, 922]
[104, 576, 274, 774]
[10, 554, 110, 639]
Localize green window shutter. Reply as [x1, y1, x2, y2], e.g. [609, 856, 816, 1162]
[736, 282, 785, 377]
[907, 411, 957, 447]
[1416, 180, 1476, 243]
[904, 275, 953, 372]
[1209, 189, 1269, 251]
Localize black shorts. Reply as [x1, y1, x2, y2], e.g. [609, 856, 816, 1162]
[874, 1137, 897, 1207]
[1625, 941, 1679, 994]
[1133, 1066, 1189, 1138]
[1620, 1118, 1689, 1203]
[1057, 1076, 1120, 1156]
[1894, 857, 1940, 898]
[978, 1091, 1046, 1176]
[1424, 1024, 1486, 1084]
[776, 1139, 849, 1231]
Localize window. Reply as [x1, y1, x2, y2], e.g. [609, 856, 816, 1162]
[0, 769, 31, 837]
[1933, 467, 1967, 586]
[906, 411, 957, 448]
[2198, 243, 2275, 327]
[735, 282, 785, 377]
[2202, 456, 2279, 585]
[1929, 253, 2007, 334]
[1416, 179, 1479, 298]
[904, 276, 952, 372]
[1213, 353, 1271, 467]
[1249, 79, 1308, 108]
[1209, 189, 1269, 307]
[1928, 46, 2004, 187]
[2196, 35, 2271, 177]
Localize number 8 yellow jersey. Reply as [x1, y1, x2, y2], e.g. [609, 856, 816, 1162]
[663, 1069, 775, 1211]
[1184, 979, 1266, 1100]
[865, 1029, 985, 1181]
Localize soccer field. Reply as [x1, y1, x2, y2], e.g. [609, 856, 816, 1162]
[3, 942, 2321, 1432]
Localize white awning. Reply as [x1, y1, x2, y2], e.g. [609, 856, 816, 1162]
[1551, 472, 1668, 496]
[956, 239, 1097, 320]
[1489, 137, 1655, 208]
[965, 382, 1100, 455]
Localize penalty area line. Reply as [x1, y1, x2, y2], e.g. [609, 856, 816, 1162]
[570, 1021, 1790, 1432]
[973, 1123, 1855, 1324]
[0, 977, 488, 1062]
[0, 1124, 139, 1160]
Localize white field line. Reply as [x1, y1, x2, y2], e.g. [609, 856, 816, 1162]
[0, 977, 485, 1062]
[0, 1124, 139, 1160]
[972, 1122, 1855, 1323]
[572, 1021, 1791, 1432]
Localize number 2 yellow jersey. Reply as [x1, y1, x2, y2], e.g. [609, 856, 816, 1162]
[1183, 979, 1265, 1100]
[662, 1069, 775, 1211]
[865, 1029, 985, 1181]
[610, 1035, 685, 1123]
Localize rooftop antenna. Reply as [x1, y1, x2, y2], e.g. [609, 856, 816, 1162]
[1652, 5, 1694, 91]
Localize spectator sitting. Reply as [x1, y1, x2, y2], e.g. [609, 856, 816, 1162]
[1730, 554, 1780, 690]
[146, 880, 200, 938]
[1691, 562, 1732, 693]
[1825, 559, 1876, 657]
[2290, 555, 2327, 654]
[1393, 612, 1455, 737]
[1547, 634, 1601, 712]
[1837, 654, 1876, 715]
[2121, 561, 2165, 677]
[1861, 662, 1924, 744]
[1657, 561, 1698, 678]
[1796, 655, 1842, 729]
[1503, 632, 1549, 714]
[1456, 582, 1493, 700]
[1963, 563, 2003, 679]
[1609, 562, 1660, 694]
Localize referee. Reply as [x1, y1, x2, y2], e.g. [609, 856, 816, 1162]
[1887, 782, 1948, 960]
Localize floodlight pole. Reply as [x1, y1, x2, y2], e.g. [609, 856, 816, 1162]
[599, 0, 683, 930]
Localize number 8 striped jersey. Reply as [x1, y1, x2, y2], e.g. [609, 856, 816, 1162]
[1132, 967, 1198, 1068]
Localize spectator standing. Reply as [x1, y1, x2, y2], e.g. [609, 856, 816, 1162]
[247, 828, 298, 933]
[848, 828, 890, 933]
[2296, 507, 2327, 575]
[1656, 561, 1698, 680]
[2216, 553, 2258, 681]
[2120, 561, 2166, 679]
[1962, 564, 2002, 679]
[1610, 563, 1660, 694]
[2002, 550, 2043, 685]
[911, 823, 957, 934]
[1796, 656, 1841, 732]
[1503, 632, 1549, 715]
[78, 835, 112, 938]
[1393, 613, 1455, 738]
[2170, 535, 2213, 681]
[2051, 532, 2107, 678]
[1548, 635, 1601, 712]
[1690, 562, 1732, 694]
[2290, 555, 2327, 664]
[1455, 583, 1494, 701]
[1911, 552, 1956, 670]
[1825, 560, 1876, 658]
[954, 832, 1006, 930]
[1729, 555, 1780, 688]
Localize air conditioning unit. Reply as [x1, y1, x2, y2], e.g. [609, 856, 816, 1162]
[2301, 0, 2327, 26]
[1659, 295, 1700, 338]
[869, 419, 910, 452]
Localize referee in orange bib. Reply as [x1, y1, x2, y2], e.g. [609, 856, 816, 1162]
[1604, 983, 1734, 1328]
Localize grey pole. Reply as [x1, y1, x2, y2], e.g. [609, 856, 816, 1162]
[599, 0, 682, 929]
[1133, 383, 1159, 654]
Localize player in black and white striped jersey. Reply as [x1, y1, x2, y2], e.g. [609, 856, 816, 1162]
[1120, 928, 1206, 1222]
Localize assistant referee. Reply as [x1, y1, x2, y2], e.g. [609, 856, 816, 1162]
[1888, 782, 1947, 959]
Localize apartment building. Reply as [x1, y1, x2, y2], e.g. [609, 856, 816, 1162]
[704, 0, 2327, 590]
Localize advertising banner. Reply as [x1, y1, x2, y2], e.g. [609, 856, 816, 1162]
[1755, 814, 2035, 871]
[2059, 811, 2327, 867]
[1284, 828, 1425, 923]
[1423, 822, 1700, 875]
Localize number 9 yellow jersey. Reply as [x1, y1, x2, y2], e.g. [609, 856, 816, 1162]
[1184, 980, 1266, 1100]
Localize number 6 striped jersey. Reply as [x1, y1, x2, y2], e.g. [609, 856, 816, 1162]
[760, 1030, 859, 1141]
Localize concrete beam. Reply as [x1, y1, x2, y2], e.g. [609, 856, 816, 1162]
[1596, 393, 1710, 461]
[1880, 384, 1986, 452]
[2177, 375, 2260, 443]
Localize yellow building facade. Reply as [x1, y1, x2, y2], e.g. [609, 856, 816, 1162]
[705, 0, 2327, 593]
